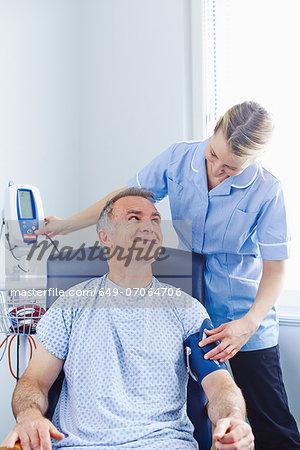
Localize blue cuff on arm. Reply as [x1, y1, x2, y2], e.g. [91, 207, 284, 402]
[184, 318, 226, 385]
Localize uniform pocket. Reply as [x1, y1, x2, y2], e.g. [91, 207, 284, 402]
[228, 274, 259, 317]
[223, 208, 258, 253]
[167, 177, 184, 190]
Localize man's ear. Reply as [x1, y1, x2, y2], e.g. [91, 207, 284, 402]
[98, 229, 112, 247]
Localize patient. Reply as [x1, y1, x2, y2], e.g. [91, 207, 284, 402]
[5, 188, 254, 450]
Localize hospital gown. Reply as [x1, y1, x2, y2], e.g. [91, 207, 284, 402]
[37, 274, 221, 449]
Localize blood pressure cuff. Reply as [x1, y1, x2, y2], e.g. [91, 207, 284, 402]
[184, 318, 227, 385]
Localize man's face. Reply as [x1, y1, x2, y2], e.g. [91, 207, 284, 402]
[100, 196, 163, 262]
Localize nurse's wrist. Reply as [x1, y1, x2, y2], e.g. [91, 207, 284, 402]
[243, 312, 261, 333]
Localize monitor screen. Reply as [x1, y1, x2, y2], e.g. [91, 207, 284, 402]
[19, 190, 34, 219]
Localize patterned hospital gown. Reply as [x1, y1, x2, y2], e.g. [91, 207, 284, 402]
[37, 274, 212, 449]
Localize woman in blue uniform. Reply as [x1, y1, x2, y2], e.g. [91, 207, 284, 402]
[38, 101, 300, 449]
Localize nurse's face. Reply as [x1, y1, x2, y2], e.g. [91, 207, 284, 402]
[205, 130, 251, 178]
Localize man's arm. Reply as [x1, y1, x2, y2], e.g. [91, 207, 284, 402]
[202, 370, 254, 449]
[4, 343, 65, 450]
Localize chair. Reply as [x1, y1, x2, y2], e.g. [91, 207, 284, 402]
[3, 247, 215, 449]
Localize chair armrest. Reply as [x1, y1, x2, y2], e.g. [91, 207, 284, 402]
[210, 426, 217, 450]
[1, 433, 22, 449]
[0, 441, 22, 450]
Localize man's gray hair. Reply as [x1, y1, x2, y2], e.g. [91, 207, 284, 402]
[96, 187, 155, 233]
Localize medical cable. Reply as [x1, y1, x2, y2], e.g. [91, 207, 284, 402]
[5, 231, 60, 272]
[8, 335, 17, 379]
[5, 231, 29, 271]
[16, 335, 19, 379]
[0, 219, 4, 241]
[0, 336, 9, 362]
[42, 233, 60, 254]
[27, 335, 33, 358]
[5, 232, 20, 261]
[5, 334, 36, 380]
[28, 335, 36, 350]
[17, 264, 29, 273]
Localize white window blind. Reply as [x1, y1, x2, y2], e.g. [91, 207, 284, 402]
[191, 0, 217, 139]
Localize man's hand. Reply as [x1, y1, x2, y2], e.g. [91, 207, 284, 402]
[7, 343, 65, 450]
[5, 410, 64, 450]
[199, 317, 258, 362]
[214, 416, 254, 449]
[202, 371, 253, 449]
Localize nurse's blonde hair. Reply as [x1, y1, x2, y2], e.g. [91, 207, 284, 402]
[214, 101, 273, 159]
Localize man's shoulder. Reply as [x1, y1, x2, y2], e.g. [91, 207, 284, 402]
[153, 278, 209, 340]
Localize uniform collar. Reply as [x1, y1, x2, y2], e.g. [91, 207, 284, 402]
[190, 138, 209, 173]
[208, 163, 259, 197]
[191, 138, 259, 195]
[230, 164, 259, 189]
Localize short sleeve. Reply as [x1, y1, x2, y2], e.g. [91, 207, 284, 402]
[36, 296, 74, 360]
[257, 182, 290, 260]
[173, 294, 210, 340]
[127, 144, 175, 201]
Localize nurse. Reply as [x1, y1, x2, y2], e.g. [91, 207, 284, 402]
[37, 101, 300, 449]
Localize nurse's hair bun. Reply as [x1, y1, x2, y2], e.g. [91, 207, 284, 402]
[214, 101, 274, 159]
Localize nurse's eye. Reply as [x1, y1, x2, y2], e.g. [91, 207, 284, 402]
[225, 166, 238, 173]
[210, 150, 217, 158]
[151, 218, 160, 224]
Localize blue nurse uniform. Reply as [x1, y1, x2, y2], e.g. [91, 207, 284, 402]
[128, 138, 300, 449]
[128, 138, 289, 351]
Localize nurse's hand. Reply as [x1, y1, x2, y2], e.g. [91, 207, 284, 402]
[35, 216, 67, 238]
[198, 317, 258, 362]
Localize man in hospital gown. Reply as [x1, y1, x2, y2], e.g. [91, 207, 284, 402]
[4, 188, 254, 450]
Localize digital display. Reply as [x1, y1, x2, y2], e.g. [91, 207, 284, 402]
[19, 190, 34, 219]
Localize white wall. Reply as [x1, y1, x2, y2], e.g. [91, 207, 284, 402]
[0, 0, 81, 438]
[279, 318, 300, 429]
[0, 0, 81, 218]
[79, 0, 190, 215]
[0, 0, 82, 284]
